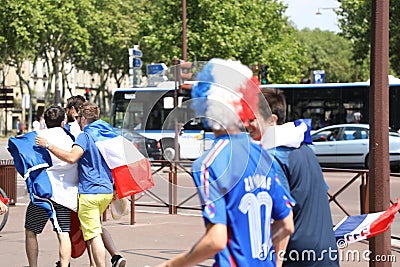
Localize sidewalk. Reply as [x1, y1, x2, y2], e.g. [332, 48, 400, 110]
[0, 201, 214, 267]
[2, 200, 400, 267]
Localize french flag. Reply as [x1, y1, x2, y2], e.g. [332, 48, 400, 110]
[84, 120, 154, 198]
[334, 199, 400, 244]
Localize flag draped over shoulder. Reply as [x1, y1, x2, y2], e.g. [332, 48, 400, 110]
[8, 132, 62, 232]
[84, 120, 154, 198]
[334, 200, 400, 244]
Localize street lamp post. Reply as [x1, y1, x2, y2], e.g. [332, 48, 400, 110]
[315, 7, 337, 15]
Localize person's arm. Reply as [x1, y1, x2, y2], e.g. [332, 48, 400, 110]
[154, 223, 227, 267]
[272, 211, 294, 267]
[35, 136, 84, 164]
[0, 201, 8, 215]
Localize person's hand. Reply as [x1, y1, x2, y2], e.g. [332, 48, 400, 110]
[0, 201, 8, 215]
[113, 190, 119, 200]
[35, 136, 48, 148]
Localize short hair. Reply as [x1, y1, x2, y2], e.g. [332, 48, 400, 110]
[66, 95, 86, 113]
[262, 88, 287, 125]
[44, 105, 65, 128]
[257, 92, 273, 121]
[79, 102, 100, 123]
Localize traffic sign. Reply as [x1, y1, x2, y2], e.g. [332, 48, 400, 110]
[313, 70, 325, 84]
[133, 58, 142, 69]
[146, 63, 167, 75]
[129, 48, 142, 58]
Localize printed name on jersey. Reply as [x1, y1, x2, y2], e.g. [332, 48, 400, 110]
[244, 174, 271, 192]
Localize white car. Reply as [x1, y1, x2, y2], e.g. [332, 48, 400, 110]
[309, 124, 400, 169]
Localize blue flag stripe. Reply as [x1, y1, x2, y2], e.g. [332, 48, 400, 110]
[334, 214, 368, 238]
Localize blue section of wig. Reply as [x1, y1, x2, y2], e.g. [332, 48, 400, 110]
[191, 62, 215, 122]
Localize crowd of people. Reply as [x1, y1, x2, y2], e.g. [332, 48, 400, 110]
[6, 58, 339, 267]
[8, 97, 126, 267]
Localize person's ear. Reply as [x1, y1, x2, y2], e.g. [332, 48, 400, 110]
[271, 114, 278, 124]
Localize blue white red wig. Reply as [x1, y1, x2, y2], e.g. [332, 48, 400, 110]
[191, 58, 260, 131]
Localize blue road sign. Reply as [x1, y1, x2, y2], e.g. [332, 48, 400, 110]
[132, 49, 142, 57]
[146, 63, 167, 75]
[133, 58, 142, 69]
[313, 70, 325, 84]
[129, 48, 142, 57]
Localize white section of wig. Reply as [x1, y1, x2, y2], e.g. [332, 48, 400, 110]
[205, 84, 242, 131]
[209, 58, 252, 94]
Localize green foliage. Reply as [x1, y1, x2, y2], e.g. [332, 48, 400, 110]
[297, 29, 356, 82]
[137, 0, 308, 83]
[337, 0, 371, 64]
[1, 0, 364, 114]
[338, 0, 400, 78]
[0, 0, 44, 64]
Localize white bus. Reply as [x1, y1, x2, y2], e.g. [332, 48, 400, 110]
[110, 87, 214, 160]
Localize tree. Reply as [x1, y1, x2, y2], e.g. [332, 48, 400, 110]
[79, 0, 142, 114]
[36, 0, 92, 106]
[0, 0, 45, 130]
[137, 0, 308, 83]
[297, 29, 356, 83]
[338, 0, 400, 77]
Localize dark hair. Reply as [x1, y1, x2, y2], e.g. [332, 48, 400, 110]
[44, 105, 65, 128]
[66, 95, 86, 112]
[262, 88, 287, 125]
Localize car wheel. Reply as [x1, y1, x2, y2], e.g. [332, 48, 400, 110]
[390, 164, 400, 173]
[364, 153, 369, 169]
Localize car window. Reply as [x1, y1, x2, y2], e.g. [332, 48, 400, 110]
[312, 128, 341, 142]
[343, 127, 368, 140]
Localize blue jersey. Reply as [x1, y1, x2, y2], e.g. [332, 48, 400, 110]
[192, 133, 294, 267]
[74, 132, 113, 194]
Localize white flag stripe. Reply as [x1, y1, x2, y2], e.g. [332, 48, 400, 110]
[340, 212, 384, 244]
[96, 135, 145, 169]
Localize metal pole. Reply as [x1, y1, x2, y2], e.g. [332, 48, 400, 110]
[369, 1, 391, 266]
[130, 194, 135, 225]
[168, 162, 174, 214]
[182, 0, 187, 61]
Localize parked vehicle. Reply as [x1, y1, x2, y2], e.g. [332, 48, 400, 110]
[113, 127, 162, 160]
[309, 124, 400, 169]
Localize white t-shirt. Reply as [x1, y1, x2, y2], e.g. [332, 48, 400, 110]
[37, 127, 79, 211]
[67, 120, 82, 138]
